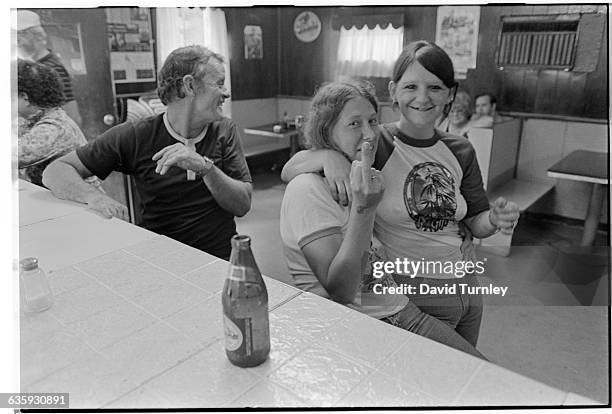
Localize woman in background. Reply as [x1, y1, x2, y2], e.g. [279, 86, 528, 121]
[282, 41, 519, 352]
[17, 59, 88, 187]
[437, 91, 473, 138]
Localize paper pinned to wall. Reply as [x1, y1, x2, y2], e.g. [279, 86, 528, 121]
[106, 7, 155, 83]
[244, 25, 263, 59]
[45, 23, 87, 75]
[110, 53, 156, 83]
[435, 6, 480, 79]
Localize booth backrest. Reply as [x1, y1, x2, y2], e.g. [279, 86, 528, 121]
[469, 118, 522, 190]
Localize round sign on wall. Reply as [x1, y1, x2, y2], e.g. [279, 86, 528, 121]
[293, 11, 321, 43]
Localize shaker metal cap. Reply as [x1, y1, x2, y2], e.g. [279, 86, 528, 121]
[20, 257, 39, 271]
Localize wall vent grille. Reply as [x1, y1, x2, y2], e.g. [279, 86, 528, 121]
[496, 19, 579, 69]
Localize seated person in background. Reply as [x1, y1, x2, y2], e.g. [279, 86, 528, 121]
[43, 45, 252, 260]
[17, 60, 90, 187]
[470, 93, 507, 127]
[280, 81, 487, 359]
[17, 10, 82, 127]
[437, 91, 473, 138]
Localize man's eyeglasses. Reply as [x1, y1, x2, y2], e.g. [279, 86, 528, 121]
[204, 81, 227, 91]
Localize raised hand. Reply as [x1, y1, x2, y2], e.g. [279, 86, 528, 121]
[152, 143, 206, 176]
[349, 140, 384, 214]
[321, 151, 352, 207]
[489, 197, 520, 235]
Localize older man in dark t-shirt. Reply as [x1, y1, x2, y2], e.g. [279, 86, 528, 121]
[43, 45, 252, 260]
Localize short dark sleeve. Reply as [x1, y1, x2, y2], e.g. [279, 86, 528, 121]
[76, 123, 136, 180]
[441, 136, 490, 218]
[220, 120, 252, 183]
[374, 124, 396, 171]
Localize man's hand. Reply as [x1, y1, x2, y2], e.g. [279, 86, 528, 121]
[349, 141, 384, 214]
[489, 197, 520, 235]
[152, 143, 206, 175]
[85, 193, 129, 220]
[322, 151, 352, 207]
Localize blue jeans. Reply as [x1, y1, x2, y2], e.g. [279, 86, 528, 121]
[383, 275, 485, 360]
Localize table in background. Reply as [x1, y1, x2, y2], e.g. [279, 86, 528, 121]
[244, 123, 302, 157]
[547, 150, 608, 246]
[17, 180, 601, 408]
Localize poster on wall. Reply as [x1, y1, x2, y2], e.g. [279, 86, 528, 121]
[244, 25, 263, 59]
[45, 23, 87, 75]
[105, 7, 155, 83]
[435, 6, 480, 79]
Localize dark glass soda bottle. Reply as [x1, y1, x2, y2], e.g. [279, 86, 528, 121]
[222, 235, 270, 367]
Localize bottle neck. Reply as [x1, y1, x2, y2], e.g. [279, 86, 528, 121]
[229, 247, 259, 271]
[228, 235, 261, 281]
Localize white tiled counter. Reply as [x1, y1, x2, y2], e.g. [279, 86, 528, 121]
[17, 180, 603, 408]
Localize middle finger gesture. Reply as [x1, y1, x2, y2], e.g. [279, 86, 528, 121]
[350, 141, 384, 214]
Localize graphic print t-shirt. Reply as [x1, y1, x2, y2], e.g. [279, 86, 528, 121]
[373, 124, 490, 279]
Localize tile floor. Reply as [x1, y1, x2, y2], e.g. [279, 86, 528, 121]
[236, 169, 610, 404]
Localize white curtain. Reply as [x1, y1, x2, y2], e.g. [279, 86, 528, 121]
[203, 8, 232, 117]
[156, 7, 232, 116]
[336, 24, 404, 78]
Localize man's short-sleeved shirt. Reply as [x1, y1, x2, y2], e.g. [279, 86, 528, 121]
[373, 124, 490, 278]
[38, 51, 75, 102]
[76, 114, 252, 258]
[280, 173, 408, 318]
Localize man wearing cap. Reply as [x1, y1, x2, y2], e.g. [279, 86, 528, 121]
[43, 45, 252, 260]
[17, 10, 82, 127]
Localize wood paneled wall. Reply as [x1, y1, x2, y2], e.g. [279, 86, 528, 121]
[226, 5, 607, 119]
[278, 7, 336, 97]
[225, 7, 279, 100]
[462, 5, 608, 119]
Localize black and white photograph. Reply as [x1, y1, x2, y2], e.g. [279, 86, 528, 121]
[7, 2, 610, 412]
[244, 25, 263, 59]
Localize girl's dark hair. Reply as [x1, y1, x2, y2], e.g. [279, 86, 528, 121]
[304, 80, 378, 151]
[17, 59, 65, 108]
[392, 40, 457, 89]
[157, 45, 224, 105]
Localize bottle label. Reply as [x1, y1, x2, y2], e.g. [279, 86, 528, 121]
[228, 266, 247, 282]
[223, 314, 244, 352]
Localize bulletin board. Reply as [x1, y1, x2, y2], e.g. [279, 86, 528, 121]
[105, 8, 156, 83]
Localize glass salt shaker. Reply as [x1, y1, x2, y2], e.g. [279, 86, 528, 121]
[19, 257, 53, 313]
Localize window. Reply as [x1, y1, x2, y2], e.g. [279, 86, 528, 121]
[334, 15, 404, 78]
[496, 16, 579, 69]
[156, 7, 232, 115]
